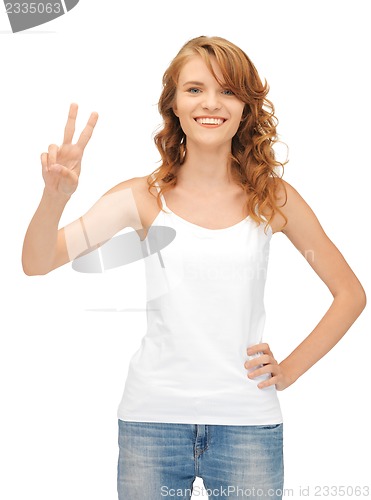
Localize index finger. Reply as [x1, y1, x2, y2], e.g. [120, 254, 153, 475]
[247, 343, 269, 355]
[76, 111, 99, 149]
[63, 103, 78, 144]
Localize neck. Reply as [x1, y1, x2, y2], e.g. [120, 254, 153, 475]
[176, 142, 235, 189]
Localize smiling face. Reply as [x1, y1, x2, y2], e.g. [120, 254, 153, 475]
[173, 55, 245, 152]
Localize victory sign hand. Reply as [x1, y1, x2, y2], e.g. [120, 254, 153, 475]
[41, 103, 99, 197]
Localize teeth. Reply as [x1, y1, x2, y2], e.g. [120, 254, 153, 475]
[196, 117, 224, 125]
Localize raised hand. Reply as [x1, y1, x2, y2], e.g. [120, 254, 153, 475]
[41, 103, 99, 196]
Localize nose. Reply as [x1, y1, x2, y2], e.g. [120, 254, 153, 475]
[201, 91, 222, 111]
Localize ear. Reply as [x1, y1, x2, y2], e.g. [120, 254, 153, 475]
[173, 107, 179, 117]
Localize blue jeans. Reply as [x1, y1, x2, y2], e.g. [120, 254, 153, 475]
[117, 419, 284, 499]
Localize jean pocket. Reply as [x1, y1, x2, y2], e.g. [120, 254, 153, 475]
[254, 423, 282, 429]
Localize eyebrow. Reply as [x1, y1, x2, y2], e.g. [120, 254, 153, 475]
[182, 81, 205, 87]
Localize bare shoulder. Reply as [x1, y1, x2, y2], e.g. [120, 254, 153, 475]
[102, 175, 150, 195]
[269, 179, 318, 235]
[270, 179, 366, 306]
[279, 180, 323, 237]
[271, 178, 333, 263]
[102, 174, 159, 229]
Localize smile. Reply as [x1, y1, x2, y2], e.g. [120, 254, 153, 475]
[195, 117, 226, 126]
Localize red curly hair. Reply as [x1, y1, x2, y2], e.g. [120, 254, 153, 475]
[147, 35, 287, 228]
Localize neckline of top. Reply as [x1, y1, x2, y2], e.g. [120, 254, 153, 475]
[159, 188, 251, 232]
[152, 179, 272, 235]
[163, 200, 251, 232]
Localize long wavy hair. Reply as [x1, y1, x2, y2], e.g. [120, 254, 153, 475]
[147, 35, 287, 228]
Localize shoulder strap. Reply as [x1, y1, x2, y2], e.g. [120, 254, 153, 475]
[151, 173, 169, 210]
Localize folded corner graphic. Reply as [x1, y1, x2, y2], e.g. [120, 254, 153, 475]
[5, 0, 80, 33]
[64, 0, 79, 10]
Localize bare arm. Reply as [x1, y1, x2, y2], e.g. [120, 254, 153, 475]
[22, 104, 144, 275]
[22, 103, 98, 275]
[245, 181, 366, 389]
[22, 188, 71, 275]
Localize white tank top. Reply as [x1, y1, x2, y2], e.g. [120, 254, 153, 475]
[117, 179, 283, 425]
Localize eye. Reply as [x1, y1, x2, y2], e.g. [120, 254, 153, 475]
[187, 88, 202, 94]
[222, 89, 235, 96]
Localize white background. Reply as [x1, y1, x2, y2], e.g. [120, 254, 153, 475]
[1, 1, 370, 499]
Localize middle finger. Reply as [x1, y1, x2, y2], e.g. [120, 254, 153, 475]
[245, 354, 271, 369]
[63, 103, 78, 144]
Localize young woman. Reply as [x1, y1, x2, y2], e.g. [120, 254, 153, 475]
[22, 36, 366, 500]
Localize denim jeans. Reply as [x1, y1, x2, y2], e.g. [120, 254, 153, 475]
[117, 419, 284, 499]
